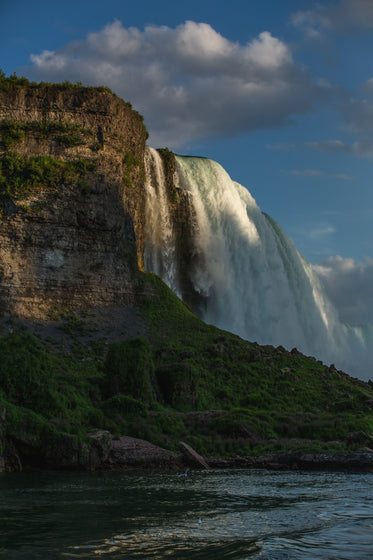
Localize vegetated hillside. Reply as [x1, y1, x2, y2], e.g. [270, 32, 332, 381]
[1, 274, 373, 471]
[0, 74, 373, 471]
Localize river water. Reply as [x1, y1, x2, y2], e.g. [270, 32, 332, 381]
[0, 469, 372, 559]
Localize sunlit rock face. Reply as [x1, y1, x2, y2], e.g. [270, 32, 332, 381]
[0, 85, 149, 318]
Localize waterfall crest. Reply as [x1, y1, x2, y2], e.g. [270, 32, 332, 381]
[144, 151, 372, 379]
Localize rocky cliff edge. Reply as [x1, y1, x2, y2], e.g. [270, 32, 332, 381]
[0, 83, 149, 318]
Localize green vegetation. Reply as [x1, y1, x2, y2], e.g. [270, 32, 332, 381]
[158, 147, 174, 168]
[0, 69, 113, 94]
[0, 69, 149, 146]
[0, 151, 97, 198]
[104, 338, 154, 405]
[123, 151, 139, 169]
[0, 331, 104, 446]
[1, 273, 372, 468]
[0, 119, 92, 149]
[0, 121, 25, 148]
[123, 151, 141, 188]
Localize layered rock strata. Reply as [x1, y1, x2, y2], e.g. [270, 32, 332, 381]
[0, 85, 149, 318]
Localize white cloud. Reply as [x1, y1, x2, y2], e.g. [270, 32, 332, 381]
[292, 0, 373, 36]
[266, 142, 296, 151]
[332, 173, 354, 180]
[313, 256, 373, 325]
[309, 225, 336, 240]
[306, 140, 352, 153]
[26, 20, 327, 148]
[290, 169, 323, 177]
[289, 168, 353, 179]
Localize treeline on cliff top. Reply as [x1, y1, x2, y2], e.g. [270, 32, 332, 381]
[0, 70, 148, 133]
[1, 275, 373, 464]
[0, 69, 114, 94]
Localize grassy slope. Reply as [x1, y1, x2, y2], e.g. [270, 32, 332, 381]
[1, 273, 373, 466]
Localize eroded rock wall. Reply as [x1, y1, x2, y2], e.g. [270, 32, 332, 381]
[0, 85, 149, 318]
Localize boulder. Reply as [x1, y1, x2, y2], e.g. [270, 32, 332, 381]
[109, 435, 180, 468]
[179, 441, 210, 469]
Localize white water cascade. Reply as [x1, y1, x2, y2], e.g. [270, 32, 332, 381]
[144, 150, 372, 380]
[143, 147, 180, 295]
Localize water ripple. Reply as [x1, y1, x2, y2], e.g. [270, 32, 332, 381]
[0, 469, 372, 559]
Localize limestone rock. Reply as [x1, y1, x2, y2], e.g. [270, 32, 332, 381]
[0, 85, 150, 319]
[179, 441, 210, 469]
[109, 435, 180, 468]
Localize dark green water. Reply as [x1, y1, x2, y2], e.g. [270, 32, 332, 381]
[0, 469, 372, 559]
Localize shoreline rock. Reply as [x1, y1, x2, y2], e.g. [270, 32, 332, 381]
[179, 441, 210, 469]
[208, 450, 373, 472]
[2, 427, 373, 473]
[108, 435, 181, 469]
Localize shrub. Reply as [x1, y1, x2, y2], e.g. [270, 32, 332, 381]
[0, 70, 32, 91]
[102, 394, 147, 416]
[0, 332, 60, 415]
[0, 121, 25, 147]
[104, 338, 154, 405]
[123, 151, 139, 169]
[0, 152, 97, 198]
[155, 362, 199, 410]
[0, 70, 115, 94]
[0, 120, 91, 149]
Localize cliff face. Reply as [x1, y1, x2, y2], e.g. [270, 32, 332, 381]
[0, 85, 149, 318]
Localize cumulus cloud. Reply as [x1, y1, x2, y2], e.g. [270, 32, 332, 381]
[292, 0, 373, 36]
[25, 20, 327, 147]
[313, 256, 373, 325]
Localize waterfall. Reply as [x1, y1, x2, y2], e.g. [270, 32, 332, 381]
[143, 147, 179, 294]
[144, 151, 372, 379]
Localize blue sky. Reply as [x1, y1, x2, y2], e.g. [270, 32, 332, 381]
[1, 0, 373, 319]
